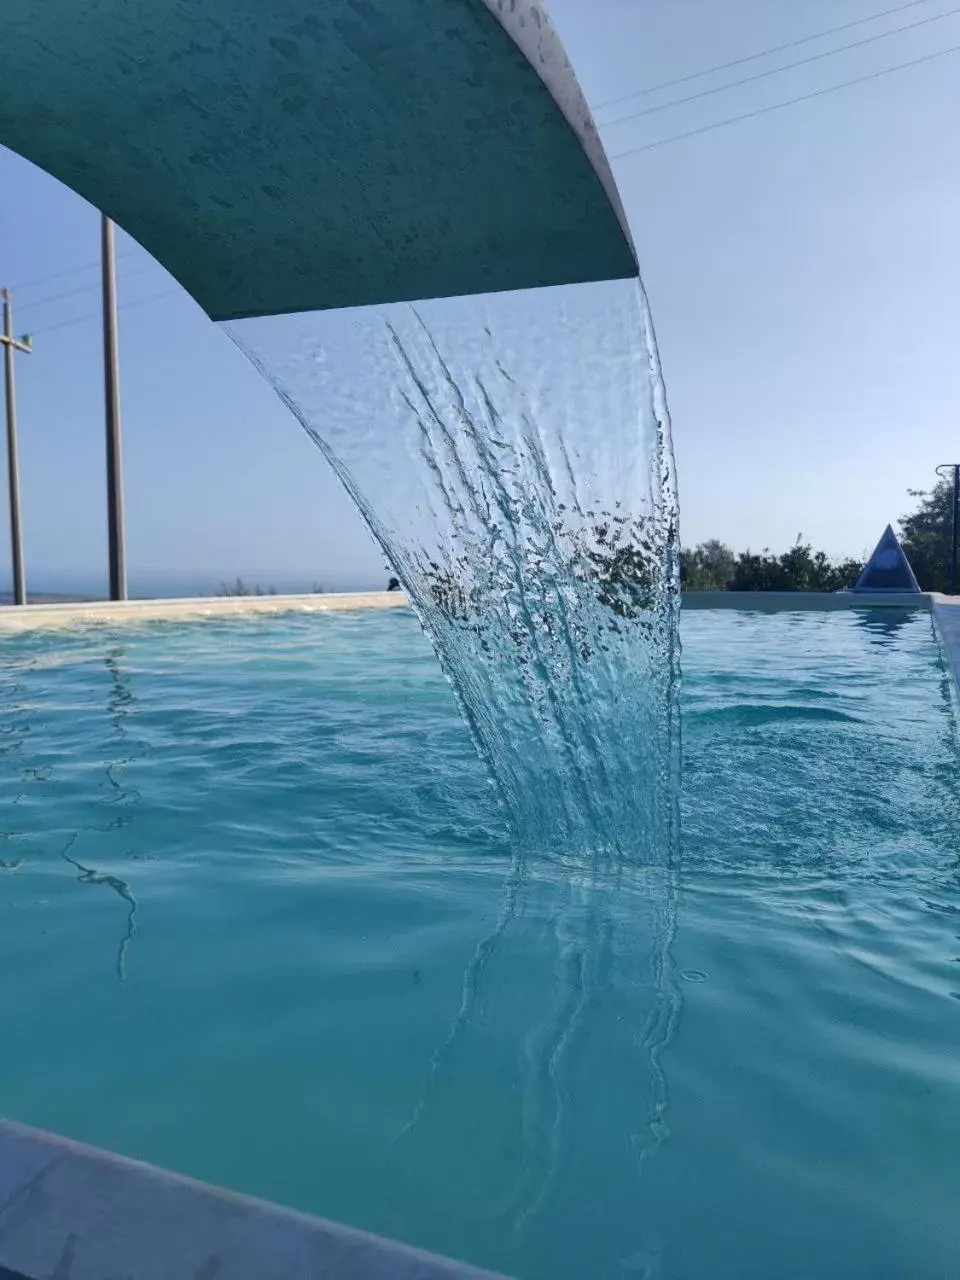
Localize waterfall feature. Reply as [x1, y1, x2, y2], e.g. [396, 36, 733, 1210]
[227, 276, 681, 1275]
[228, 276, 680, 864]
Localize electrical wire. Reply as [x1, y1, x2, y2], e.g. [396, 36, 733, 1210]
[15, 265, 153, 317]
[609, 38, 960, 160]
[594, 0, 936, 111]
[5, 248, 134, 297]
[25, 289, 180, 338]
[601, 3, 960, 128]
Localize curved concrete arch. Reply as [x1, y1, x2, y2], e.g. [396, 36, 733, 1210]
[0, 0, 635, 319]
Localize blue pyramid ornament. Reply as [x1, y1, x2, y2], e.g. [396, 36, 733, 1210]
[853, 525, 920, 592]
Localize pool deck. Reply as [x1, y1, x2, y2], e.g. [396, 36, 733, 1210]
[0, 1117, 508, 1280]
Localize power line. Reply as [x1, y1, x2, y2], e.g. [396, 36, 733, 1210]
[594, 0, 936, 111]
[601, 3, 960, 129]
[26, 289, 180, 338]
[15, 264, 153, 317]
[610, 39, 960, 160]
[6, 248, 135, 297]
[6, 257, 102, 294]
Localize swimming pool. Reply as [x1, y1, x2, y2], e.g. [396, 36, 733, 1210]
[1, 608, 958, 1279]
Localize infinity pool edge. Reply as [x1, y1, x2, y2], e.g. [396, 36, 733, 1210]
[0, 589, 944, 634]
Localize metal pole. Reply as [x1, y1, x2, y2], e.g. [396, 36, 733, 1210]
[936, 464, 960, 596]
[2, 289, 26, 606]
[102, 214, 127, 601]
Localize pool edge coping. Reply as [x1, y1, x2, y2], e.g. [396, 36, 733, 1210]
[0, 590, 410, 632]
[0, 589, 947, 633]
[0, 1116, 511, 1280]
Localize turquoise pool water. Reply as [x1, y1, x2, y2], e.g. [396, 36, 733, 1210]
[1, 608, 958, 1279]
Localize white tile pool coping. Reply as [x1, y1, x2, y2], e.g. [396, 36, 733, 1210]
[0, 1117, 508, 1280]
[0, 590, 410, 632]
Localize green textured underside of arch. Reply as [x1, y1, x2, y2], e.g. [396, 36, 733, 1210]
[0, 0, 636, 320]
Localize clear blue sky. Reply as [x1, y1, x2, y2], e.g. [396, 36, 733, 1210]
[1, 0, 959, 593]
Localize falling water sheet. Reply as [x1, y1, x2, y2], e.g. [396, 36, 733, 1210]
[226, 277, 683, 1275]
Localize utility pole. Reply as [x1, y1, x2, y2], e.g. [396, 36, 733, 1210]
[102, 214, 127, 601]
[1, 289, 32, 606]
[936, 463, 960, 596]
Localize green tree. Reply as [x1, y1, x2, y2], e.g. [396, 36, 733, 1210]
[681, 540, 737, 590]
[899, 479, 953, 592]
[821, 553, 865, 592]
[218, 578, 277, 597]
[680, 537, 861, 592]
[726, 539, 862, 592]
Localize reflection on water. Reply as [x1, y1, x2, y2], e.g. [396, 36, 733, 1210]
[851, 607, 918, 645]
[59, 646, 143, 981]
[388, 857, 680, 1274]
[103, 646, 143, 808]
[0, 656, 37, 809]
[60, 831, 138, 983]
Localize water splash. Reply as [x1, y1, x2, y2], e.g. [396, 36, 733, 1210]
[229, 277, 680, 862]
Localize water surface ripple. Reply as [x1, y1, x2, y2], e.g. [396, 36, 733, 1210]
[0, 609, 958, 1279]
